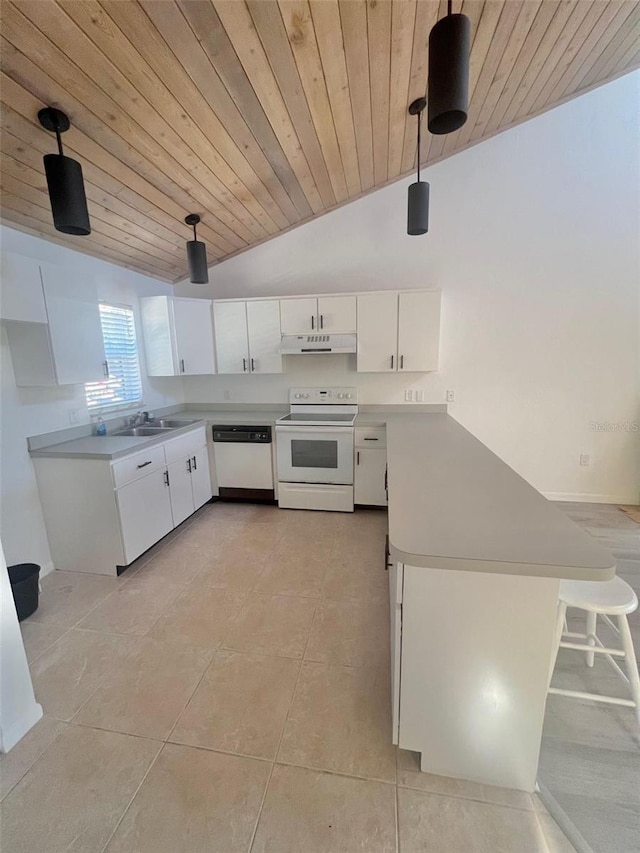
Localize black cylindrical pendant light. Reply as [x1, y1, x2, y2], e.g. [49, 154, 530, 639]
[407, 98, 429, 236]
[185, 214, 209, 284]
[37, 107, 91, 235]
[427, 1, 471, 135]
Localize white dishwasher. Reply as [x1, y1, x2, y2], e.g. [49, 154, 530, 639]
[212, 425, 274, 501]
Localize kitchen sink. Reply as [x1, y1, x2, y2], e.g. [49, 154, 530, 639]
[155, 418, 200, 428]
[113, 426, 174, 437]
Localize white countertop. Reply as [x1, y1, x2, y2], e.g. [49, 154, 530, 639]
[29, 419, 208, 460]
[384, 413, 615, 581]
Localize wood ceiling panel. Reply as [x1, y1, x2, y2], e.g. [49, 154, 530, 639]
[1, 0, 637, 282]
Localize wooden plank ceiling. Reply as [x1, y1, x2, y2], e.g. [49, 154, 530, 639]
[1, 1, 639, 282]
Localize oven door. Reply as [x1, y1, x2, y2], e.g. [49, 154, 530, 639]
[276, 426, 354, 485]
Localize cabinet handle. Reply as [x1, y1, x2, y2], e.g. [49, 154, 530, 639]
[102, 360, 109, 378]
[364, 437, 378, 441]
[311, 315, 315, 330]
[243, 358, 247, 372]
[384, 465, 388, 492]
[137, 460, 152, 469]
[400, 355, 404, 369]
[192, 455, 197, 470]
[356, 451, 360, 465]
[320, 314, 324, 329]
[180, 359, 185, 373]
[164, 470, 170, 486]
[390, 355, 394, 369]
[187, 458, 192, 473]
[251, 358, 255, 372]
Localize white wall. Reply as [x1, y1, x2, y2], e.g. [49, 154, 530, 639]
[177, 73, 640, 504]
[0, 226, 184, 572]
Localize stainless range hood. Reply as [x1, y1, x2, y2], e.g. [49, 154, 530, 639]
[280, 334, 357, 355]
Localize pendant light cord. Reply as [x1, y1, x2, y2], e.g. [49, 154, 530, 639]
[447, 0, 452, 15]
[417, 109, 422, 183]
[192, 222, 198, 242]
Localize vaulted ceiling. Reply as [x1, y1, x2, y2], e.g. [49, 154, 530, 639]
[1, 1, 639, 282]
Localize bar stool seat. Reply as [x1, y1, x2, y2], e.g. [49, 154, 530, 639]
[559, 576, 637, 615]
[548, 576, 640, 725]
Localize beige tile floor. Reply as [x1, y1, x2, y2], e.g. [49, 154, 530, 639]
[2, 502, 574, 853]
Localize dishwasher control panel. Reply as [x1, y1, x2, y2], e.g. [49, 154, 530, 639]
[212, 425, 272, 443]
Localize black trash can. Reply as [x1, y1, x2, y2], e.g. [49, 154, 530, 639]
[8, 563, 40, 621]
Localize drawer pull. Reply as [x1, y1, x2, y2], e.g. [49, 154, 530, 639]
[136, 460, 152, 469]
[364, 437, 379, 441]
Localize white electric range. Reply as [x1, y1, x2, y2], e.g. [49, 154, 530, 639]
[275, 388, 358, 512]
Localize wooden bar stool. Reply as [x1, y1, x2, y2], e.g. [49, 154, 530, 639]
[548, 576, 640, 724]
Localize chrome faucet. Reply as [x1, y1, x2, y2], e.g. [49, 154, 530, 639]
[127, 411, 145, 427]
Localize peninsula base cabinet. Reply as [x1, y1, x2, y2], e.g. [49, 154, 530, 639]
[390, 560, 560, 791]
[33, 427, 212, 576]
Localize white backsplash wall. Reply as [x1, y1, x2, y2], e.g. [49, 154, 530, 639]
[0, 226, 185, 572]
[178, 73, 640, 504]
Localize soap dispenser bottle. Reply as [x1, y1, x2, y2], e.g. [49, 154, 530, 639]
[96, 417, 107, 436]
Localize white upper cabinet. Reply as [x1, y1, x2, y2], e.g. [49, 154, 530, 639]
[357, 292, 399, 373]
[397, 291, 441, 372]
[214, 299, 282, 374]
[317, 296, 356, 333]
[246, 300, 282, 374]
[280, 297, 317, 334]
[213, 300, 249, 374]
[0, 252, 47, 323]
[4, 261, 106, 386]
[280, 295, 356, 334]
[357, 290, 440, 373]
[141, 295, 215, 376]
[173, 298, 216, 375]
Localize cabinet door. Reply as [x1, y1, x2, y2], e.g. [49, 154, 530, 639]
[173, 298, 216, 375]
[167, 457, 195, 527]
[0, 252, 47, 323]
[40, 264, 106, 384]
[246, 299, 282, 374]
[140, 296, 177, 376]
[317, 296, 356, 333]
[190, 446, 212, 510]
[354, 448, 388, 506]
[213, 301, 249, 374]
[116, 468, 174, 564]
[397, 291, 440, 372]
[356, 292, 398, 373]
[279, 297, 317, 334]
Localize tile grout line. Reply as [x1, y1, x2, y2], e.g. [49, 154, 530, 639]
[97, 740, 165, 853]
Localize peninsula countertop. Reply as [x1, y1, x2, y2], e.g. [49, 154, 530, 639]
[383, 412, 615, 581]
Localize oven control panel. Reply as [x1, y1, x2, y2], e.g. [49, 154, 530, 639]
[289, 387, 358, 404]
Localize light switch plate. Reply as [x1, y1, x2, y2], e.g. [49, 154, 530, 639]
[404, 389, 414, 402]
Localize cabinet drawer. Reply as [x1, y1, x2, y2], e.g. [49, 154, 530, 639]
[355, 426, 386, 448]
[112, 445, 167, 488]
[163, 427, 207, 464]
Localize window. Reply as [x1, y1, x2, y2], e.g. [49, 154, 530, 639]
[85, 303, 143, 411]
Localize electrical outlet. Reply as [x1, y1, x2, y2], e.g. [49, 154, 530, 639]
[446, 389, 455, 402]
[580, 453, 591, 467]
[68, 408, 81, 425]
[404, 389, 414, 402]
[415, 389, 425, 403]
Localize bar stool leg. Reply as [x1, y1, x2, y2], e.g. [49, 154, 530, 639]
[586, 611, 597, 668]
[617, 615, 640, 726]
[548, 601, 567, 688]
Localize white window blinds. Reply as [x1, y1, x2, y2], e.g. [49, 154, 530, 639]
[85, 303, 143, 410]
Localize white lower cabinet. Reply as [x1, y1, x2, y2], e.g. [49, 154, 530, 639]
[33, 426, 212, 576]
[116, 468, 174, 565]
[167, 446, 211, 527]
[355, 449, 388, 506]
[354, 426, 387, 506]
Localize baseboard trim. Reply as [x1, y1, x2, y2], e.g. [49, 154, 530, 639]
[543, 492, 638, 504]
